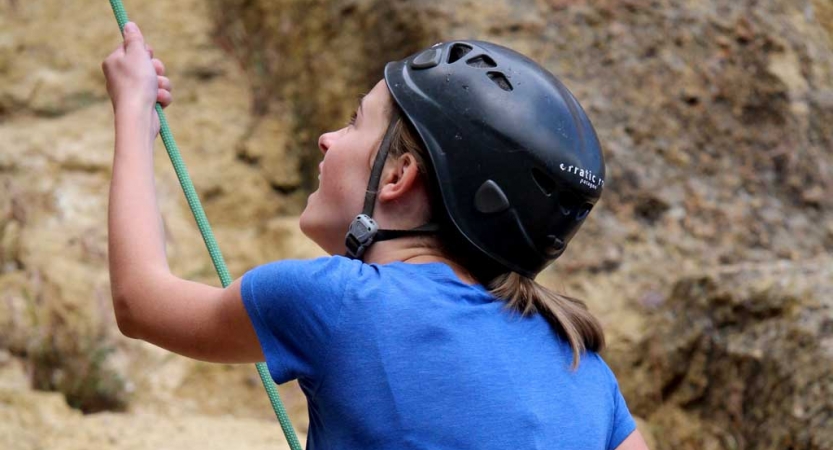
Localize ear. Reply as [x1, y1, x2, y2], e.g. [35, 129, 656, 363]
[378, 153, 421, 202]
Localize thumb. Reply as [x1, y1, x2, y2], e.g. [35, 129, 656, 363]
[122, 22, 145, 53]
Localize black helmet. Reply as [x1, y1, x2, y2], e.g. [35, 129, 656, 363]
[385, 40, 605, 277]
[345, 40, 605, 279]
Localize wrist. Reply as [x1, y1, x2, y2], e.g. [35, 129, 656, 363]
[115, 103, 153, 133]
[114, 104, 156, 151]
[115, 100, 153, 119]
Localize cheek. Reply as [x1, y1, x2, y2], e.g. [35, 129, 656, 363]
[303, 158, 363, 230]
[318, 166, 350, 210]
[322, 153, 368, 209]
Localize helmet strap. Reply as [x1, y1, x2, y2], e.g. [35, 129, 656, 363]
[361, 109, 400, 217]
[345, 109, 438, 260]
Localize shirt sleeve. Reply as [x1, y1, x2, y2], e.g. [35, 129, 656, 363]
[240, 256, 359, 385]
[607, 370, 638, 449]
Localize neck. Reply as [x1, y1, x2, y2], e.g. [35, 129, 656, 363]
[361, 236, 478, 286]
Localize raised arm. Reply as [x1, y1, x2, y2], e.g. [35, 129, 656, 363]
[102, 22, 262, 364]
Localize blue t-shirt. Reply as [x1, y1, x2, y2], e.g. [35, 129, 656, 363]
[241, 256, 636, 450]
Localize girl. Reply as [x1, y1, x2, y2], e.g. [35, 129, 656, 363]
[102, 21, 648, 450]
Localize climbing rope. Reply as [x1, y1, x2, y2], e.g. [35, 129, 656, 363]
[107, 2, 303, 449]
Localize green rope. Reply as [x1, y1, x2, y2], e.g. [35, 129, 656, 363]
[107, 3, 303, 449]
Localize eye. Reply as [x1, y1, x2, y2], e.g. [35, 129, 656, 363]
[347, 111, 358, 127]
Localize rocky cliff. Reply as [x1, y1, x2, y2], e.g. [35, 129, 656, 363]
[1, 0, 830, 449]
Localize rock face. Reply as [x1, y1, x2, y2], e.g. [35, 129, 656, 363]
[0, 361, 296, 450]
[212, 0, 833, 267]
[1, 0, 831, 448]
[623, 261, 832, 449]
[0, 0, 316, 448]
[210, 2, 832, 446]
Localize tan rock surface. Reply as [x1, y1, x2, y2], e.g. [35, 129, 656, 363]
[0, 0, 316, 447]
[1, 375, 299, 450]
[628, 259, 833, 449]
[213, 0, 832, 448]
[1, 0, 831, 448]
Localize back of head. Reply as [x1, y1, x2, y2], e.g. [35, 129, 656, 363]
[385, 41, 605, 279]
[383, 41, 607, 367]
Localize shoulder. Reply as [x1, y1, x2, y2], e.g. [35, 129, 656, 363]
[246, 255, 363, 279]
[556, 351, 626, 402]
[581, 353, 638, 449]
[239, 256, 368, 325]
[346, 261, 489, 307]
[577, 351, 623, 386]
[241, 256, 431, 309]
[243, 256, 363, 293]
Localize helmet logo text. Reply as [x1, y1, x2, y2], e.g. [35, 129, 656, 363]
[559, 164, 604, 190]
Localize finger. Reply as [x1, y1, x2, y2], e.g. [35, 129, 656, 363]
[157, 89, 172, 108]
[122, 22, 146, 54]
[152, 58, 166, 76]
[146, 44, 154, 59]
[157, 76, 172, 92]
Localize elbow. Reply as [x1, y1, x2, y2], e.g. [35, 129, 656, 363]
[110, 268, 171, 340]
[116, 316, 142, 340]
[111, 289, 143, 339]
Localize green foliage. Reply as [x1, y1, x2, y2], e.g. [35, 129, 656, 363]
[28, 330, 128, 414]
[21, 285, 128, 414]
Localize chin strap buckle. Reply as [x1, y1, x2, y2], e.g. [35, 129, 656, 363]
[345, 214, 379, 259]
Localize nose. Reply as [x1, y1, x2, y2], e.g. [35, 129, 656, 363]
[318, 130, 337, 154]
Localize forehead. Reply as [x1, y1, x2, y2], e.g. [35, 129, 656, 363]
[362, 79, 391, 117]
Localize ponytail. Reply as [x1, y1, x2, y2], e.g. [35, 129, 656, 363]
[488, 272, 605, 369]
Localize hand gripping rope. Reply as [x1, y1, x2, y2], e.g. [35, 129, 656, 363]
[107, 2, 303, 449]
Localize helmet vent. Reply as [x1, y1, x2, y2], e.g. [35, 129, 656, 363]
[448, 44, 473, 63]
[466, 55, 497, 68]
[558, 192, 583, 216]
[487, 71, 513, 91]
[532, 168, 556, 195]
[474, 180, 511, 214]
[576, 204, 593, 221]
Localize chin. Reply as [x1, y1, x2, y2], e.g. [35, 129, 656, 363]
[298, 210, 318, 242]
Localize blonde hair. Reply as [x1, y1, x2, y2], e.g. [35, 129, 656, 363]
[386, 105, 605, 368]
[488, 273, 605, 368]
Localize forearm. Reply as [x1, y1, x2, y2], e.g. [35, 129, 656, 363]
[108, 105, 170, 331]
